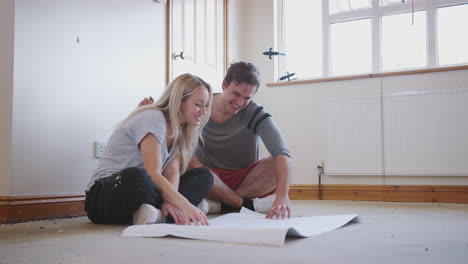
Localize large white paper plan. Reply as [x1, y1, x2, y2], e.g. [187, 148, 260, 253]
[121, 208, 359, 246]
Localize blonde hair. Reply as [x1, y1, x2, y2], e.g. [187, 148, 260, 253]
[121, 73, 213, 173]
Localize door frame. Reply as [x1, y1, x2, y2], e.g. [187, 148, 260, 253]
[166, 0, 229, 85]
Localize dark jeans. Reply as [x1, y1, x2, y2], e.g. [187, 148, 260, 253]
[85, 167, 213, 224]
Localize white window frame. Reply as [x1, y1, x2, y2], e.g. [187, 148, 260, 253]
[277, 0, 468, 80]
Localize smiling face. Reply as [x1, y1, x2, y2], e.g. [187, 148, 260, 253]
[180, 85, 210, 126]
[221, 81, 257, 115]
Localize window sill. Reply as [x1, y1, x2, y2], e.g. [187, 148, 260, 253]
[266, 65, 468, 87]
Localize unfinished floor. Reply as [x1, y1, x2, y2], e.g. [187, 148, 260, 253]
[1, 200, 467, 264]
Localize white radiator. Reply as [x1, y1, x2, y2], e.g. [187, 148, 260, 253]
[325, 88, 468, 176]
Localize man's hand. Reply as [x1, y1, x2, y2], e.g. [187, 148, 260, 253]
[266, 195, 291, 219]
[138, 96, 154, 107]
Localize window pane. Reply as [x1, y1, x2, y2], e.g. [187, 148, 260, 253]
[438, 4, 468, 66]
[330, 0, 371, 14]
[382, 11, 427, 71]
[331, 19, 372, 76]
[351, 0, 371, 10]
[284, 0, 322, 78]
[381, 0, 404, 7]
[330, 0, 350, 14]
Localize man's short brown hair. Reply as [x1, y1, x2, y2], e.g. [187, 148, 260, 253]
[224, 62, 261, 90]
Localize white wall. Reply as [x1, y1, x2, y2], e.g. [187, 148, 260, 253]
[0, 0, 15, 196]
[229, 0, 468, 186]
[4, 0, 467, 197]
[9, 0, 167, 195]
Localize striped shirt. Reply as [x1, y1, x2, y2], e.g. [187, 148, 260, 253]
[86, 109, 179, 191]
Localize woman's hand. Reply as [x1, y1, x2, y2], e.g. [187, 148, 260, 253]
[179, 202, 210, 226]
[162, 201, 209, 225]
[161, 201, 185, 225]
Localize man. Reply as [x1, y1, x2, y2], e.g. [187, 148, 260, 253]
[141, 62, 292, 219]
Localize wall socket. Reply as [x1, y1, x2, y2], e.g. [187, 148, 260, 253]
[95, 141, 106, 158]
[317, 160, 324, 168]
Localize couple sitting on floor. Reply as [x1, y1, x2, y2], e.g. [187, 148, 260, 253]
[84, 62, 292, 226]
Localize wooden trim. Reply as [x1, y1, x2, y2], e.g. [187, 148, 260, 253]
[289, 184, 468, 203]
[0, 206, 8, 223]
[0, 193, 85, 224]
[267, 65, 468, 87]
[289, 184, 318, 200]
[2, 185, 466, 223]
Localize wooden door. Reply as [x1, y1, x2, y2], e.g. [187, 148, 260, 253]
[169, 0, 225, 92]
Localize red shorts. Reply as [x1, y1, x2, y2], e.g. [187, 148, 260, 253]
[208, 160, 262, 191]
[207, 159, 276, 197]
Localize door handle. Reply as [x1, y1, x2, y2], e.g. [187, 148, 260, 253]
[172, 51, 185, 60]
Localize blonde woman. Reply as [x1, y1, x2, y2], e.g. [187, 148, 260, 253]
[85, 74, 213, 225]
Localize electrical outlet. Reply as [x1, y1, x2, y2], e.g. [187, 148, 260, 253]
[95, 141, 106, 158]
[317, 160, 324, 168]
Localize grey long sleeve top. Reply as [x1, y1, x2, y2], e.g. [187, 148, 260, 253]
[196, 100, 291, 170]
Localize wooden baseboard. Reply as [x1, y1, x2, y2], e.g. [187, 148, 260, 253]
[289, 184, 468, 203]
[1, 185, 467, 223]
[0, 193, 85, 224]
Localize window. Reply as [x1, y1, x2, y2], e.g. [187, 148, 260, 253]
[382, 11, 427, 70]
[281, 0, 322, 79]
[331, 18, 372, 75]
[438, 4, 468, 66]
[330, 0, 371, 14]
[276, 0, 468, 80]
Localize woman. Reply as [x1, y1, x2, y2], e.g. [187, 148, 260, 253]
[85, 74, 213, 225]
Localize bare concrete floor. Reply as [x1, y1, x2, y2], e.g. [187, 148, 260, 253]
[1, 200, 468, 264]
